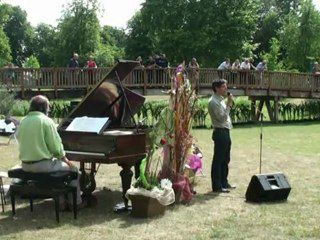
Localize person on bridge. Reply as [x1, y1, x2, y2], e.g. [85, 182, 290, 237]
[208, 79, 236, 193]
[16, 95, 85, 211]
[218, 58, 231, 79]
[256, 60, 267, 71]
[68, 53, 79, 68]
[188, 58, 200, 86]
[240, 58, 251, 84]
[86, 55, 97, 85]
[68, 53, 80, 85]
[312, 61, 320, 75]
[256, 60, 268, 87]
[231, 59, 240, 70]
[313, 61, 320, 88]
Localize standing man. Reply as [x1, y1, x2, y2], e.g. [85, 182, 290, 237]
[68, 53, 79, 68]
[16, 95, 84, 210]
[68, 53, 80, 85]
[208, 79, 235, 193]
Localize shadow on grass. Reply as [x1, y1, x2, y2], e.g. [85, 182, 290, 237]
[0, 188, 161, 236]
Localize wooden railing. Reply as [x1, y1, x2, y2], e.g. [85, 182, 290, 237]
[0, 67, 319, 97]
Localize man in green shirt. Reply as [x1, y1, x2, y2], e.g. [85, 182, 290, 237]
[208, 79, 235, 193]
[16, 95, 83, 209]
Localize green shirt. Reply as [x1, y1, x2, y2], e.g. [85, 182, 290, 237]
[17, 111, 65, 162]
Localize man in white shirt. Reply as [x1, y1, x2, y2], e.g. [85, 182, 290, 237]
[256, 60, 267, 71]
[218, 59, 231, 70]
[218, 59, 231, 79]
[240, 59, 251, 70]
[208, 79, 235, 193]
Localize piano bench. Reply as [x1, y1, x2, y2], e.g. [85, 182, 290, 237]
[7, 168, 78, 223]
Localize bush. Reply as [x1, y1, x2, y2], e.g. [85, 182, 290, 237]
[0, 84, 16, 116]
[11, 100, 29, 116]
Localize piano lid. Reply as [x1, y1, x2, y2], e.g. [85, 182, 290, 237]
[59, 60, 145, 128]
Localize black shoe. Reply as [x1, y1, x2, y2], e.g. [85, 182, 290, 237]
[226, 183, 236, 189]
[212, 188, 230, 193]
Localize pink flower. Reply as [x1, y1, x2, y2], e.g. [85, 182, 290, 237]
[188, 154, 202, 173]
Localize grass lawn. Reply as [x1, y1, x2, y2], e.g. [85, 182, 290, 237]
[0, 122, 320, 239]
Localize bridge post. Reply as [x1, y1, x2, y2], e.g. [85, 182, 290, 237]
[251, 97, 280, 123]
[274, 97, 279, 123]
[20, 69, 25, 99]
[251, 99, 256, 122]
[53, 68, 58, 99]
[143, 68, 147, 95]
[265, 100, 275, 122]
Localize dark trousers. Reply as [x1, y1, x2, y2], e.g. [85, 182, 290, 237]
[211, 128, 231, 190]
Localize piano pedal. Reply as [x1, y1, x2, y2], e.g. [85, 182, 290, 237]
[81, 193, 98, 207]
[102, 186, 112, 192]
[113, 202, 132, 213]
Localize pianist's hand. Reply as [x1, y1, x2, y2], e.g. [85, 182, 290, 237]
[62, 156, 76, 169]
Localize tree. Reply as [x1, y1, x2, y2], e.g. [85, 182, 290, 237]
[0, 27, 11, 67]
[55, 0, 101, 66]
[100, 25, 126, 48]
[2, 4, 34, 66]
[254, 10, 282, 54]
[280, 0, 320, 71]
[33, 24, 57, 67]
[97, 25, 126, 66]
[125, 0, 260, 67]
[261, 38, 283, 71]
[125, 12, 156, 60]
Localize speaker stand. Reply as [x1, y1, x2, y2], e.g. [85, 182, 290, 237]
[259, 112, 264, 174]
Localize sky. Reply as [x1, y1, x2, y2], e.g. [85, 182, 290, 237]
[2, 0, 320, 29]
[1, 0, 145, 29]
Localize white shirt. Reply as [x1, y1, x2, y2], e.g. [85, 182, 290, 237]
[218, 61, 230, 70]
[240, 61, 251, 70]
[208, 93, 232, 129]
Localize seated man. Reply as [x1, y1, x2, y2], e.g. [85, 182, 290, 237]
[16, 95, 84, 210]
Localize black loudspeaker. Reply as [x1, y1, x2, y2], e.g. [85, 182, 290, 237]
[245, 173, 291, 202]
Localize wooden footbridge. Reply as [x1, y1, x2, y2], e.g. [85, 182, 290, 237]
[1, 67, 320, 122]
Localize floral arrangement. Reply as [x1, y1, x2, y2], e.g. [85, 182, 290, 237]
[127, 62, 198, 205]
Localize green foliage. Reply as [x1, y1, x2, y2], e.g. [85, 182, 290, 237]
[126, 0, 260, 66]
[0, 27, 12, 67]
[279, 100, 320, 121]
[1, 0, 320, 72]
[95, 44, 124, 67]
[10, 100, 29, 116]
[55, 0, 101, 66]
[50, 101, 72, 119]
[0, 84, 15, 116]
[100, 25, 126, 48]
[261, 38, 283, 71]
[193, 99, 209, 128]
[1, 4, 34, 66]
[137, 97, 320, 127]
[98, 25, 126, 66]
[241, 41, 260, 60]
[280, 0, 320, 71]
[23, 55, 40, 68]
[254, 9, 281, 54]
[125, 12, 156, 60]
[32, 23, 57, 67]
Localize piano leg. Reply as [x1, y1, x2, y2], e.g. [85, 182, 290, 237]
[134, 159, 142, 179]
[79, 162, 97, 206]
[114, 164, 133, 212]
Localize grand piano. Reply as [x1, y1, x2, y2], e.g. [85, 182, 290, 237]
[58, 60, 148, 210]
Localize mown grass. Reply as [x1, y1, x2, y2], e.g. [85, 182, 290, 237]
[0, 122, 320, 239]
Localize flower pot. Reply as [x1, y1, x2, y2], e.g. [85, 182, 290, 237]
[129, 194, 166, 218]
